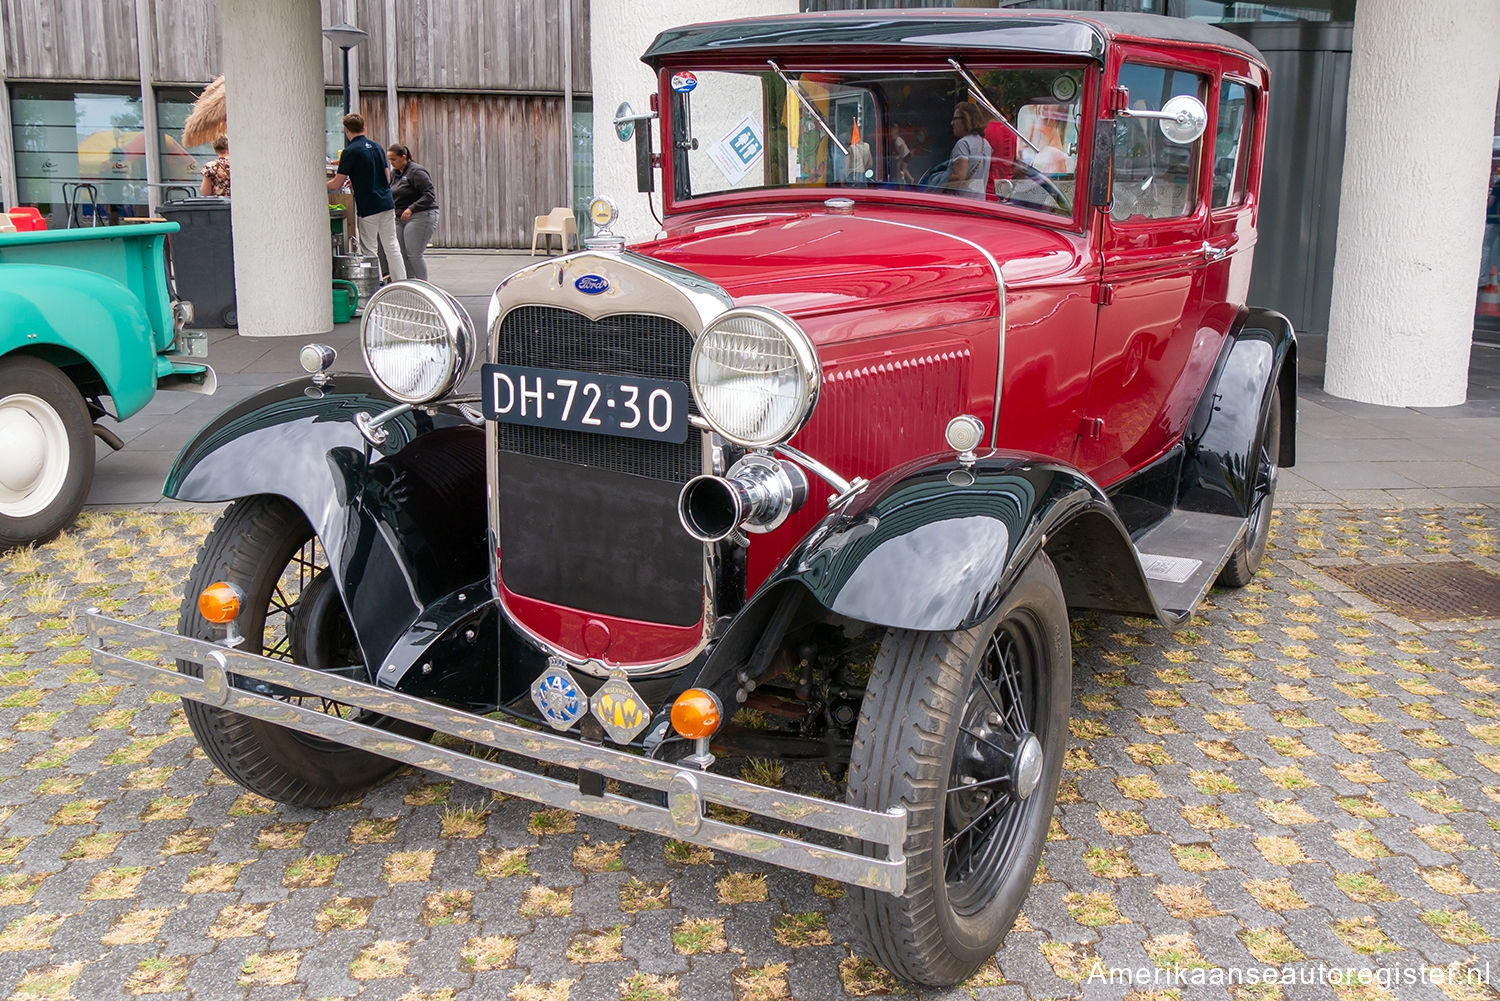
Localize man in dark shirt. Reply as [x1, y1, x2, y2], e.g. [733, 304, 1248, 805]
[327, 113, 406, 281]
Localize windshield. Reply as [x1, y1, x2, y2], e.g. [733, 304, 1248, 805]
[665, 64, 1086, 219]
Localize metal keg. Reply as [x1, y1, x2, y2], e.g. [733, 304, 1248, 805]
[333, 254, 381, 308]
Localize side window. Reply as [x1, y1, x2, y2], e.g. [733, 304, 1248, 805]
[1111, 63, 1206, 222]
[1212, 81, 1254, 209]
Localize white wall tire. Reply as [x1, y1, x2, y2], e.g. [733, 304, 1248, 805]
[0, 358, 94, 548]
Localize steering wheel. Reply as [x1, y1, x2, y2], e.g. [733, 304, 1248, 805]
[994, 158, 1072, 214]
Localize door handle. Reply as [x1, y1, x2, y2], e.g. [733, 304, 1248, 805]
[1201, 241, 1228, 262]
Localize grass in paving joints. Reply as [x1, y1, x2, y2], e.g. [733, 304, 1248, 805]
[0, 506, 1497, 998]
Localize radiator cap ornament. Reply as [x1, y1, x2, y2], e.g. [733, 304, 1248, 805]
[585, 195, 626, 252]
[591, 674, 650, 744]
[531, 658, 587, 730]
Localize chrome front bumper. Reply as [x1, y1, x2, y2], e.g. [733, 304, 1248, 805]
[86, 611, 908, 894]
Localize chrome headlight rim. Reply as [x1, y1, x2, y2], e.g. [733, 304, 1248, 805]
[690, 305, 820, 450]
[360, 279, 476, 405]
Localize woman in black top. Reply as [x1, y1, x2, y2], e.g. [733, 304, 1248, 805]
[387, 144, 440, 280]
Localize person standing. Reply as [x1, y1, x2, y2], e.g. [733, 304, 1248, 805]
[387, 144, 439, 281]
[199, 135, 231, 197]
[327, 113, 406, 281]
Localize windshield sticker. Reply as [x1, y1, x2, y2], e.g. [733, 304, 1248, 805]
[670, 71, 697, 93]
[706, 115, 764, 185]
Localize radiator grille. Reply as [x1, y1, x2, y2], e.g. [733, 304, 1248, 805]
[493, 306, 700, 482]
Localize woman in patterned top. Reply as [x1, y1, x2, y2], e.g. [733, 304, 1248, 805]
[199, 135, 230, 197]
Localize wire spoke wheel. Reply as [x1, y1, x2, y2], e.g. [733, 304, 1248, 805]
[256, 535, 363, 721]
[177, 496, 415, 808]
[848, 552, 1070, 986]
[943, 616, 1048, 914]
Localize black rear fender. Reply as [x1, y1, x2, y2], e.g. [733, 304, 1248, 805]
[1179, 307, 1297, 518]
[167, 378, 489, 683]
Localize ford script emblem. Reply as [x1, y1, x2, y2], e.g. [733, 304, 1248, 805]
[575, 274, 610, 295]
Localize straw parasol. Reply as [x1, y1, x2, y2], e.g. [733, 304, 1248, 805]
[182, 76, 226, 148]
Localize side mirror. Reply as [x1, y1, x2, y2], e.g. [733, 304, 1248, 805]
[1116, 94, 1208, 145]
[612, 101, 658, 194]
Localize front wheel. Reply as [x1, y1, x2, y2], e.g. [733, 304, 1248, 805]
[178, 495, 408, 807]
[847, 552, 1071, 986]
[0, 356, 94, 548]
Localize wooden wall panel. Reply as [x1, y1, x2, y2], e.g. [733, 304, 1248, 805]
[392, 0, 589, 92]
[3, 0, 140, 80]
[363, 90, 568, 249]
[152, 0, 219, 84]
[318, 0, 389, 89]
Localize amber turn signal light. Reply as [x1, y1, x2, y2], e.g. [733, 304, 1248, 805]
[198, 581, 244, 624]
[670, 688, 722, 740]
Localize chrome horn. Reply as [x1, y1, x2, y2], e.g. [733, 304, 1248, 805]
[678, 454, 809, 543]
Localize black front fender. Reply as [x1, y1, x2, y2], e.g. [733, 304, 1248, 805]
[167, 377, 488, 681]
[691, 451, 1158, 696]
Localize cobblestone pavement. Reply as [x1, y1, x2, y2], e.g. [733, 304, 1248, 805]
[0, 506, 1497, 1001]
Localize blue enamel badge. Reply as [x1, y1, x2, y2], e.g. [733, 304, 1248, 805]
[575, 274, 610, 295]
[531, 659, 586, 730]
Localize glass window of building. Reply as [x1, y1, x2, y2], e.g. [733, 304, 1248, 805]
[10, 84, 149, 225]
[1478, 87, 1500, 333]
[156, 87, 218, 200]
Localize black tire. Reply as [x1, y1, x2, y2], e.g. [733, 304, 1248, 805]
[0, 356, 94, 548]
[847, 552, 1071, 986]
[1218, 384, 1281, 588]
[177, 495, 405, 807]
[221, 306, 237, 328]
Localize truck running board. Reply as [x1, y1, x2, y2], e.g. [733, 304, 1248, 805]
[85, 610, 908, 894]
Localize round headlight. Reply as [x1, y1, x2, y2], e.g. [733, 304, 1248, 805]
[360, 280, 475, 404]
[690, 306, 819, 449]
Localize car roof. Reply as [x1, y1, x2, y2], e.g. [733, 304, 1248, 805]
[642, 10, 1265, 68]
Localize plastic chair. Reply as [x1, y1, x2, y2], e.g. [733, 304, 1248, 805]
[530, 208, 578, 256]
[7, 207, 45, 232]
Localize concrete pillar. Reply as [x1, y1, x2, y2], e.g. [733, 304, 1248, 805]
[221, 0, 331, 336]
[590, 0, 797, 244]
[1324, 0, 1500, 406]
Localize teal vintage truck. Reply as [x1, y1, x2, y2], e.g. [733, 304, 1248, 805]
[0, 222, 214, 546]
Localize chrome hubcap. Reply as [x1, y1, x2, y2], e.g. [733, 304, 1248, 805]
[1012, 732, 1043, 801]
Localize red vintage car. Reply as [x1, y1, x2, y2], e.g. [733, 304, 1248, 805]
[90, 10, 1293, 986]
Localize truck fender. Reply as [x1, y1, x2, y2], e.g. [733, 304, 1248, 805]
[1179, 306, 1297, 518]
[691, 452, 1158, 694]
[0, 264, 158, 418]
[167, 377, 488, 675]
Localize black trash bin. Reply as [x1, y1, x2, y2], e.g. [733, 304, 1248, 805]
[159, 197, 237, 327]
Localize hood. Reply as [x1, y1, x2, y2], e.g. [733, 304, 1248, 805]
[634, 207, 1084, 321]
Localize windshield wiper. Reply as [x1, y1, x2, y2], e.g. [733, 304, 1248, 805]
[948, 57, 1040, 154]
[768, 59, 849, 158]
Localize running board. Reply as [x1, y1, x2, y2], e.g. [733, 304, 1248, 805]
[84, 611, 908, 895]
[1134, 510, 1246, 621]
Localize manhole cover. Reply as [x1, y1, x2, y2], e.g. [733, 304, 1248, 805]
[1327, 561, 1500, 620]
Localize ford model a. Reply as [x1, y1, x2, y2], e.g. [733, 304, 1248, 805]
[88, 11, 1293, 986]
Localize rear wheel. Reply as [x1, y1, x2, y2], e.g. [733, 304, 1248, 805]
[847, 553, 1070, 986]
[1218, 384, 1281, 588]
[0, 357, 94, 548]
[178, 495, 407, 807]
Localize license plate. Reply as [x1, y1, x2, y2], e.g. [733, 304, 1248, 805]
[481, 363, 690, 444]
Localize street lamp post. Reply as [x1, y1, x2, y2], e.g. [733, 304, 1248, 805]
[322, 22, 368, 115]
